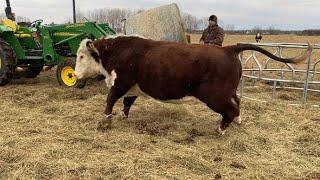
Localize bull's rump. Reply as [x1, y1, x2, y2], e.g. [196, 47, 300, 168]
[133, 42, 241, 100]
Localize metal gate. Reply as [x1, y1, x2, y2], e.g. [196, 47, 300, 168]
[238, 43, 320, 107]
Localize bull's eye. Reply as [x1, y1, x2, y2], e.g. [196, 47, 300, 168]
[79, 55, 84, 60]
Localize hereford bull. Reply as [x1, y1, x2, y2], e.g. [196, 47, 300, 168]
[75, 35, 312, 135]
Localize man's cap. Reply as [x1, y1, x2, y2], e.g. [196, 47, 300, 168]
[209, 15, 217, 22]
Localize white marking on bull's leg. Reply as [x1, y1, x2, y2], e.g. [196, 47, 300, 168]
[217, 126, 226, 135]
[234, 116, 242, 125]
[105, 114, 113, 119]
[103, 114, 113, 127]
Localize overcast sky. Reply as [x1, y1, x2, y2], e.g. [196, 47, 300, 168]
[4, 0, 320, 30]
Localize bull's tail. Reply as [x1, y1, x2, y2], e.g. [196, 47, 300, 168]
[230, 42, 313, 64]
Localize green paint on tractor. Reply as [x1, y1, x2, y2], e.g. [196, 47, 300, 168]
[0, 0, 116, 87]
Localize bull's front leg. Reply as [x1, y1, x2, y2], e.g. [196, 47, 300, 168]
[98, 86, 129, 131]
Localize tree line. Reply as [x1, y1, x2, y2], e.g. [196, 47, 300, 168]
[68, 9, 320, 36]
[0, 13, 30, 23]
[1, 9, 319, 36]
[70, 8, 144, 32]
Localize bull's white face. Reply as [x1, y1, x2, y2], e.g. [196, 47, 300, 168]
[75, 39, 101, 79]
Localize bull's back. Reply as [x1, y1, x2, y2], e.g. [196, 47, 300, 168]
[134, 41, 239, 100]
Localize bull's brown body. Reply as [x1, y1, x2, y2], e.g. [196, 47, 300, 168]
[76, 36, 312, 134]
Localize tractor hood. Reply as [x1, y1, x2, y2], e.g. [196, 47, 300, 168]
[0, 24, 14, 33]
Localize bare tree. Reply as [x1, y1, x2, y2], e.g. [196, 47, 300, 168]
[225, 24, 235, 31]
[252, 25, 262, 33]
[16, 16, 30, 23]
[79, 8, 142, 32]
[0, 13, 30, 23]
[0, 13, 5, 19]
[197, 17, 208, 31]
[267, 25, 280, 35]
[183, 13, 198, 33]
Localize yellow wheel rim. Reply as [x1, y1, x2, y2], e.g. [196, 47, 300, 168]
[61, 66, 77, 86]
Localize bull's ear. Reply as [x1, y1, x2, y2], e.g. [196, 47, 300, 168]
[86, 40, 95, 52]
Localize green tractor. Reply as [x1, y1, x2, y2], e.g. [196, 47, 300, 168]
[0, 0, 116, 87]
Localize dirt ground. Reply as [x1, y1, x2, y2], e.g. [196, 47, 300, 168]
[0, 35, 320, 179]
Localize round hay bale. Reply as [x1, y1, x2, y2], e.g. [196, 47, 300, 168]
[125, 3, 187, 43]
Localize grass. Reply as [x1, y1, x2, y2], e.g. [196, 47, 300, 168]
[0, 35, 320, 179]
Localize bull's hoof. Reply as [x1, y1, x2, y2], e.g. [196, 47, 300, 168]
[97, 114, 113, 132]
[234, 116, 242, 125]
[217, 126, 226, 136]
[120, 111, 128, 120]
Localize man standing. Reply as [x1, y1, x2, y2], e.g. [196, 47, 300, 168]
[199, 15, 225, 46]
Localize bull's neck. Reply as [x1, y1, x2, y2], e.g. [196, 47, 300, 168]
[99, 60, 115, 76]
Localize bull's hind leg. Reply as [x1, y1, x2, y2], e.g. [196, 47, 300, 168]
[231, 93, 242, 125]
[218, 100, 240, 135]
[121, 96, 138, 119]
[194, 85, 240, 135]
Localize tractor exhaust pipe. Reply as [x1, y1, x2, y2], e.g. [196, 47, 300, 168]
[5, 0, 15, 21]
[72, 0, 76, 23]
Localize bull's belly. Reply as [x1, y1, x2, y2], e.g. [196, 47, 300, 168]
[124, 84, 146, 97]
[158, 96, 196, 104]
[124, 84, 196, 104]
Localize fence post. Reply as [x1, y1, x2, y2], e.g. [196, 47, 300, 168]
[240, 77, 245, 98]
[272, 81, 277, 101]
[302, 49, 313, 103]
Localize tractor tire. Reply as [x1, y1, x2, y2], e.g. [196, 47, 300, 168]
[56, 58, 86, 88]
[0, 39, 17, 86]
[25, 65, 43, 78]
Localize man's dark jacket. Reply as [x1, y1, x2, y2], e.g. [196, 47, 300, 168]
[200, 25, 225, 46]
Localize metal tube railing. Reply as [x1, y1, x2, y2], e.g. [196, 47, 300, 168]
[238, 42, 319, 106]
[302, 52, 313, 103]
